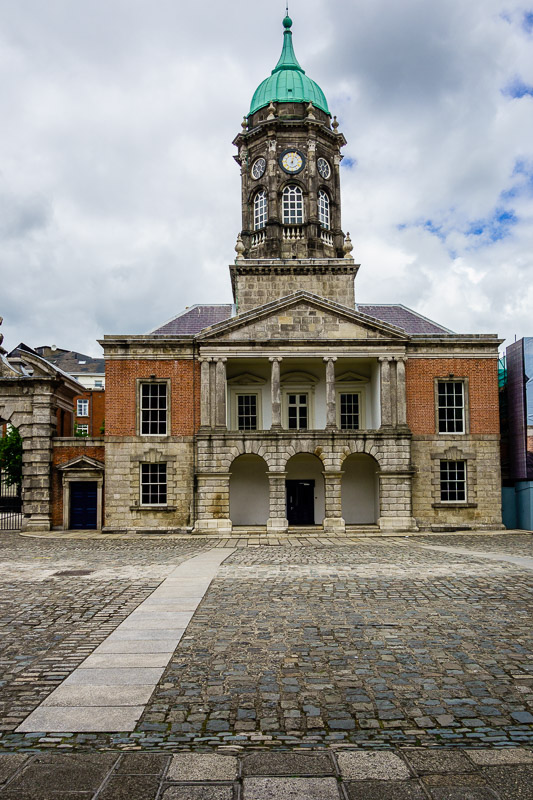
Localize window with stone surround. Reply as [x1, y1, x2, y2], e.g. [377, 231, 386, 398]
[436, 380, 466, 434]
[440, 460, 466, 502]
[318, 189, 330, 229]
[254, 190, 267, 230]
[282, 185, 304, 224]
[140, 463, 167, 506]
[237, 394, 258, 430]
[77, 399, 89, 417]
[139, 382, 168, 436]
[287, 393, 308, 430]
[339, 392, 360, 430]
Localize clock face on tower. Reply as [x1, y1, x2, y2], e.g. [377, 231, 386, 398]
[279, 149, 305, 174]
[251, 157, 266, 179]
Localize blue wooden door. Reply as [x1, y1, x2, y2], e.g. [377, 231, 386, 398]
[70, 481, 97, 529]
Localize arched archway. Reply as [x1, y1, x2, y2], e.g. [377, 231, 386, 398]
[229, 454, 269, 526]
[341, 453, 379, 524]
[285, 453, 324, 525]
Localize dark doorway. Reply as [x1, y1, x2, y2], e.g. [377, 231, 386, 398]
[70, 481, 97, 529]
[286, 479, 315, 525]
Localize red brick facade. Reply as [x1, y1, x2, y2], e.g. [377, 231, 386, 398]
[74, 390, 105, 437]
[105, 360, 200, 436]
[51, 443, 105, 528]
[406, 358, 500, 435]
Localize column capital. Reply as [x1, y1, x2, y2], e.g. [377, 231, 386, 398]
[215, 357, 227, 364]
[198, 357, 212, 364]
[378, 356, 393, 363]
[323, 356, 337, 363]
[269, 356, 283, 363]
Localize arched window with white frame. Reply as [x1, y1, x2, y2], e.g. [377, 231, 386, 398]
[318, 189, 330, 229]
[254, 190, 267, 230]
[282, 185, 304, 224]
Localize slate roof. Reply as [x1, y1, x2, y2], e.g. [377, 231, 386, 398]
[33, 346, 105, 374]
[149, 305, 235, 336]
[148, 302, 450, 337]
[357, 304, 452, 335]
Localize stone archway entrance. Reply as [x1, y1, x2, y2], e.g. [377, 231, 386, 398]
[229, 454, 269, 526]
[285, 453, 324, 526]
[341, 453, 379, 524]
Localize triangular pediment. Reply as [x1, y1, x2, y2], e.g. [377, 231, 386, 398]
[227, 373, 266, 386]
[57, 455, 105, 472]
[196, 291, 409, 343]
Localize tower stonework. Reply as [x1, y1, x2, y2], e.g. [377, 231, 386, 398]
[230, 16, 358, 314]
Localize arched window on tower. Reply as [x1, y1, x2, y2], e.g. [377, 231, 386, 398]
[282, 185, 304, 225]
[254, 190, 268, 230]
[318, 190, 330, 230]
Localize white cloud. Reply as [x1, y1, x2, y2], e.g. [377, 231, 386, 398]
[0, 0, 532, 356]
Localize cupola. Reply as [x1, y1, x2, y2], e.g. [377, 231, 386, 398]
[249, 16, 330, 116]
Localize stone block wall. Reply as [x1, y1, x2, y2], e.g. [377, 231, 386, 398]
[234, 271, 355, 314]
[104, 437, 194, 530]
[105, 359, 200, 437]
[411, 435, 502, 530]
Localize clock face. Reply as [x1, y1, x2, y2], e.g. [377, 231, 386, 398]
[317, 157, 331, 179]
[251, 157, 266, 179]
[280, 149, 305, 174]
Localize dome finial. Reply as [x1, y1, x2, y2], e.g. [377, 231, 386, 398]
[283, 2, 292, 30]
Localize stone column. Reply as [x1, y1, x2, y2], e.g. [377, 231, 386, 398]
[215, 358, 227, 430]
[209, 361, 217, 429]
[266, 471, 289, 533]
[324, 357, 337, 429]
[199, 358, 211, 428]
[396, 357, 408, 428]
[21, 391, 54, 531]
[270, 357, 282, 429]
[322, 471, 345, 533]
[379, 357, 393, 428]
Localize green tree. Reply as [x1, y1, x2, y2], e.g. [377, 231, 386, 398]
[0, 426, 23, 487]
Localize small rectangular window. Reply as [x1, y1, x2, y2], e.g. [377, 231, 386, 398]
[94, 380, 103, 388]
[340, 393, 360, 430]
[440, 460, 466, 502]
[237, 394, 258, 430]
[141, 463, 167, 505]
[76, 424, 89, 436]
[287, 393, 308, 430]
[140, 383, 167, 435]
[437, 381, 465, 434]
[77, 399, 89, 417]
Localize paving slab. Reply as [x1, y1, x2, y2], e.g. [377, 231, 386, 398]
[105, 627, 186, 641]
[468, 748, 533, 765]
[403, 749, 474, 774]
[167, 753, 238, 781]
[63, 667, 166, 685]
[115, 753, 170, 774]
[345, 779, 427, 799]
[81, 653, 172, 668]
[40, 684, 155, 707]
[241, 751, 334, 776]
[97, 773, 161, 800]
[242, 777, 341, 799]
[0, 754, 30, 785]
[337, 751, 411, 780]
[162, 788, 234, 800]
[6, 753, 117, 792]
[480, 765, 533, 800]
[92, 639, 179, 654]
[118, 615, 193, 630]
[16, 706, 145, 732]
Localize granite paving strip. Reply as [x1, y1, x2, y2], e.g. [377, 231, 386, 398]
[415, 543, 533, 571]
[15, 548, 232, 734]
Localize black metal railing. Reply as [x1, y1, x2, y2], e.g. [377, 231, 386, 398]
[0, 475, 22, 530]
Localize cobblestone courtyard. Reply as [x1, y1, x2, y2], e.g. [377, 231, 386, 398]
[0, 532, 533, 797]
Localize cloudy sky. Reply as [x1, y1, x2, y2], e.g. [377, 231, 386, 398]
[1, 0, 532, 356]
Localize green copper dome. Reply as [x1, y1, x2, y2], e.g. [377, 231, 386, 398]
[249, 17, 330, 116]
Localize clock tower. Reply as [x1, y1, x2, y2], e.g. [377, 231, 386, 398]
[230, 15, 359, 313]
